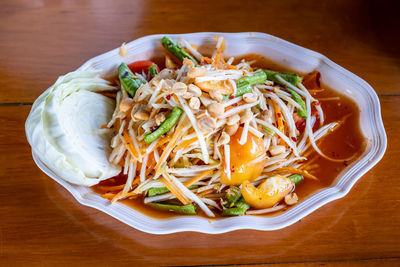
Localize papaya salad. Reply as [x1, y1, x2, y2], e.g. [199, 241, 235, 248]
[95, 36, 358, 217]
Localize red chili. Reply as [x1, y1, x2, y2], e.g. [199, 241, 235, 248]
[128, 60, 159, 74]
[150, 126, 159, 132]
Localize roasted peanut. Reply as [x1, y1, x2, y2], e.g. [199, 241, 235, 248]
[197, 114, 217, 132]
[187, 84, 202, 97]
[225, 123, 239, 136]
[119, 98, 134, 113]
[260, 109, 273, 122]
[209, 89, 223, 102]
[132, 109, 150, 121]
[269, 145, 286, 156]
[226, 114, 240, 126]
[160, 79, 175, 92]
[172, 82, 187, 96]
[207, 102, 224, 118]
[240, 109, 253, 123]
[284, 193, 298, 205]
[183, 58, 195, 68]
[189, 97, 200, 110]
[155, 112, 166, 126]
[243, 93, 257, 103]
[217, 131, 230, 146]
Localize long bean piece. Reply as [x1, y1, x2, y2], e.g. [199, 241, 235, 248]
[144, 107, 184, 144]
[161, 36, 198, 64]
[148, 185, 198, 197]
[222, 197, 250, 216]
[118, 62, 143, 97]
[287, 88, 307, 119]
[289, 174, 304, 185]
[149, 64, 158, 78]
[263, 70, 302, 86]
[235, 71, 267, 96]
[147, 203, 198, 215]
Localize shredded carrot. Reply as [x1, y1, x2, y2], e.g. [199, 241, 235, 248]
[160, 177, 191, 205]
[111, 190, 140, 203]
[272, 100, 285, 145]
[309, 89, 325, 94]
[201, 56, 213, 64]
[145, 152, 157, 176]
[213, 53, 223, 69]
[304, 164, 319, 171]
[174, 137, 198, 152]
[101, 192, 117, 200]
[96, 184, 125, 192]
[272, 101, 284, 133]
[302, 148, 314, 158]
[184, 169, 213, 187]
[131, 176, 140, 187]
[145, 136, 170, 155]
[174, 133, 208, 152]
[110, 176, 141, 203]
[224, 100, 246, 112]
[197, 189, 215, 198]
[121, 130, 139, 159]
[111, 191, 124, 203]
[299, 155, 319, 170]
[224, 63, 238, 70]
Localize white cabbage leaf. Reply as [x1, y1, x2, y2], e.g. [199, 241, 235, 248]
[26, 71, 121, 186]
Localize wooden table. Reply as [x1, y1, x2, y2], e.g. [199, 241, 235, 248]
[1, 0, 399, 266]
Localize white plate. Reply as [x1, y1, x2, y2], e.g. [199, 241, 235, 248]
[26, 32, 387, 234]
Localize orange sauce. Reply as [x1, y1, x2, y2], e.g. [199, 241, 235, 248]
[92, 54, 366, 219]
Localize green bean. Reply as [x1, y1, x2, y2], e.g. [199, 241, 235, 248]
[147, 203, 197, 215]
[287, 88, 307, 119]
[235, 71, 267, 97]
[161, 36, 198, 64]
[148, 185, 198, 197]
[118, 62, 143, 97]
[225, 186, 241, 205]
[263, 70, 302, 86]
[289, 174, 304, 185]
[144, 107, 183, 144]
[149, 64, 158, 78]
[222, 197, 250, 216]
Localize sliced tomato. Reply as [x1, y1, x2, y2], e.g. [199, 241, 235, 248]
[128, 60, 159, 74]
[293, 112, 306, 132]
[293, 110, 320, 133]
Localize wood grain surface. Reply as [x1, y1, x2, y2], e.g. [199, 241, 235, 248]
[1, 0, 399, 266]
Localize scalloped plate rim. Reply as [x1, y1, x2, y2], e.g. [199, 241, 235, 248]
[26, 32, 387, 234]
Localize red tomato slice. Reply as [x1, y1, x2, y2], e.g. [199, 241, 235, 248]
[127, 60, 159, 74]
